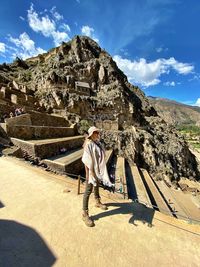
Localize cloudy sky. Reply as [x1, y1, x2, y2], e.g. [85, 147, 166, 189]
[0, 0, 199, 106]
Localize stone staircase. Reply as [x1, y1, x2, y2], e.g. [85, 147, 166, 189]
[1, 110, 85, 175]
[107, 155, 200, 222]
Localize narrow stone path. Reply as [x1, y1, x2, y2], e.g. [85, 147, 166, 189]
[0, 156, 200, 267]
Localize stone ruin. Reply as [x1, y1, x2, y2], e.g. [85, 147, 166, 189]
[0, 35, 199, 184]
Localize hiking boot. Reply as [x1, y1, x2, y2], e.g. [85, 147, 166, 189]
[95, 199, 108, 210]
[82, 211, 95, 227]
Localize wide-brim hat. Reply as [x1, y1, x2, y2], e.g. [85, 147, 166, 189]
[87, 126, 100, 138]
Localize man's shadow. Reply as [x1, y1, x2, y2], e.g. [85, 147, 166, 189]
[92, 201, 155, 227]
[0, 219, 56, 267]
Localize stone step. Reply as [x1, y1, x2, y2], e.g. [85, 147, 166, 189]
[141, 169, 172, 216]
[11, 136, 84, 159]
[3, 125, 75, 140]
[43, 149, 114, 178]
[155, 180, 189, 220]
[115, 156, 128, 198]
[43, 148, 84, 175]
[129, 165, 151, 206]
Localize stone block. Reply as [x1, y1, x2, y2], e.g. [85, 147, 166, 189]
[11, 94, 17, 104]
[5, 114, 32, 126]
[95, 120, 103, 129]
[11, 94, 26, 105]
[13, 80, 19, 90]
[103, 120, 112, 130]
[0, 91, 4, 99]
[0, 87, 8, 98]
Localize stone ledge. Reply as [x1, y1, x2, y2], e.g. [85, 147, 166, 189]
[11, 136, 84, 159]
[43, 148, 84, 175]
[5, 125, 75, 140]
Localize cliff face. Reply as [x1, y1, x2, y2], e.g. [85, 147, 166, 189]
[0, 35, 199, 182]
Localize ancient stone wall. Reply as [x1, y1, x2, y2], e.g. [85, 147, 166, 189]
[5, 114, 32, 126]
[33, 137, 84, 158]
[5, 125, 75, 140]
[29, 112, 69, 127]
[95, 120, 118, 131]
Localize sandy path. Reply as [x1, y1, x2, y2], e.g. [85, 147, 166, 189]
[0, 156, 200, 267]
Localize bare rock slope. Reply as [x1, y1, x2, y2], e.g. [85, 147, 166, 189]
[148, 96, 200, 126]
[0, 35, 199, 182]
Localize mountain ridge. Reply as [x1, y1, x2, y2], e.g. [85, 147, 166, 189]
[148, 96, 200, 126]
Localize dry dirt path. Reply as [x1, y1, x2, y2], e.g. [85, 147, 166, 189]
[0, 156, 200, 267]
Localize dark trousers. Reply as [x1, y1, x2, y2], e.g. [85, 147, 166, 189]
[83, 166, 100, 211]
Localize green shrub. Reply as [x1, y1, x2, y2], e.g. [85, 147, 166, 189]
[77, 119, 93, 135]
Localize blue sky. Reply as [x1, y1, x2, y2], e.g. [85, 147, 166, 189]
[0, 0, 199, 106]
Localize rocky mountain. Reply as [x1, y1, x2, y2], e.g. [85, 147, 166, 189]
[0, 35, 199, 182]
[148, 96, 200, 126]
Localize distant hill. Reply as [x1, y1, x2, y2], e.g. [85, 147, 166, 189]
[148, 96, 200, 126]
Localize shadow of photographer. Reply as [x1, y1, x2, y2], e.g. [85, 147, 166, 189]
[0, 219, 56, 267]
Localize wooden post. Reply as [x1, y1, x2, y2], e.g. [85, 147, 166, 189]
[77, 175, 81, 195]
[123, 177, 125, 199]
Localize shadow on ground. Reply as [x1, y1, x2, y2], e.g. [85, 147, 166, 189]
[92, 202, 155, 227]
[0, 220, 56, 267]
[0, 200, 4, 208]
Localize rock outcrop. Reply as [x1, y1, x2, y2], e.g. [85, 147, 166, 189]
[0, 35, 199, 182]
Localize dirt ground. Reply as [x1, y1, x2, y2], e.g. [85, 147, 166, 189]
[0, 156, 200, 267]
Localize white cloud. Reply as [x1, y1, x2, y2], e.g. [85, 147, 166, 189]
[9, 32, 46, 59]
[164, 81, 175, 86]
[195, 98, 200, 107]
[113, 55, 194, 87]
[0, 42, 6, 53]
[60, 23, 71, 32]
[81, 25, 99, 43]
[81, 25, 94, 37]
[165, 57, 194, 75]
[27, 4, 69, 46]
[28, 4, 56, 37]
[156, 46, 168, 53]
[156, 47, 163, 53]
[19, 16, 25, 21]
[50, 6, 63, 21]
[52, 31, 69, 46]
